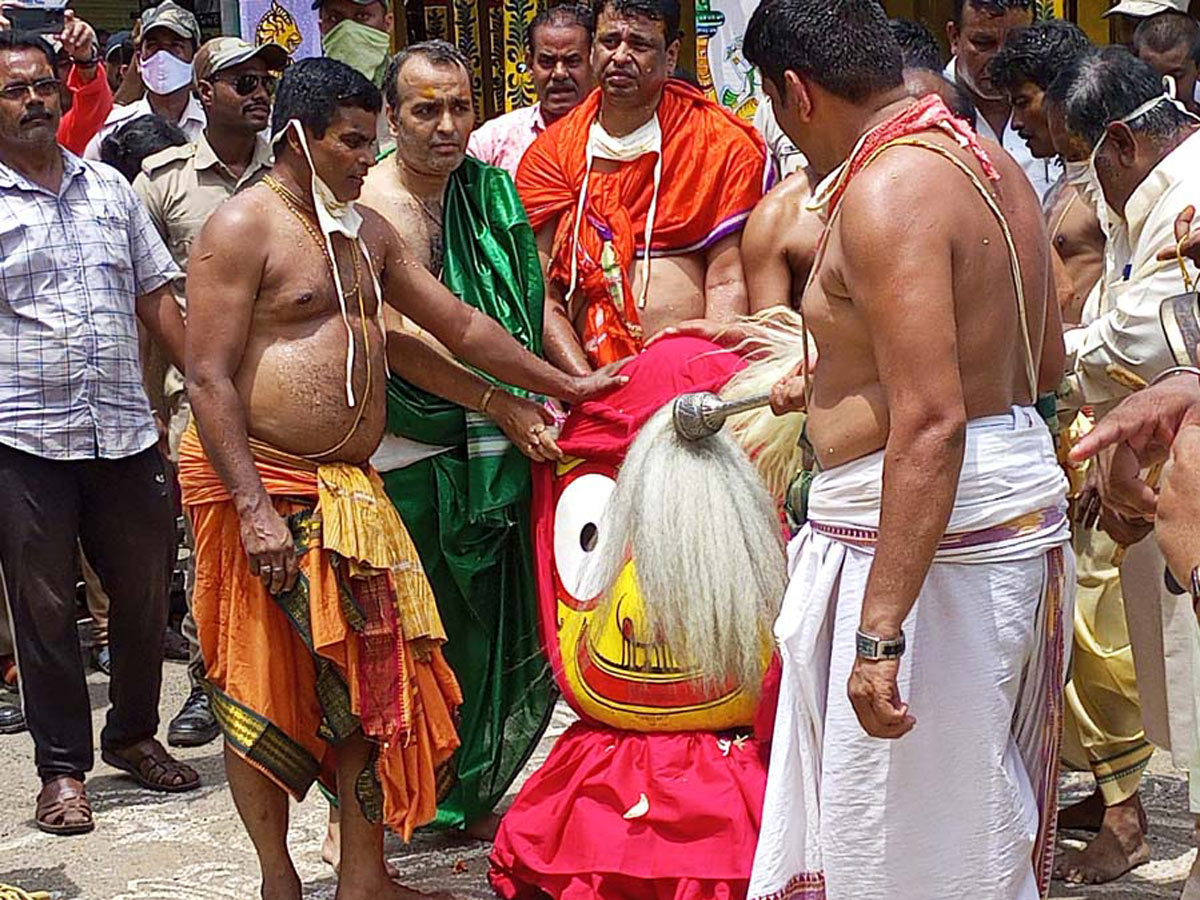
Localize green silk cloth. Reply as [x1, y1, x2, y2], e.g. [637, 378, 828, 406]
[380, 155, 556, 829]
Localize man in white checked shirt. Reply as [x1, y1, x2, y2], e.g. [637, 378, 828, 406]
[0, 31, 197, 837]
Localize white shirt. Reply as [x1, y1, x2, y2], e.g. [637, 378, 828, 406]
[753, 95, 807, 179]
[944, 59, 1059, 202]
[1063, 128, 1200, 415]
[83, 94, 207, 162]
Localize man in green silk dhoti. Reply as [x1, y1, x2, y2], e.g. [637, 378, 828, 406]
[360, 40, 560, 834]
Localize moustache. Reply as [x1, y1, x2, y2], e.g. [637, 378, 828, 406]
[20, 109, 51, 125]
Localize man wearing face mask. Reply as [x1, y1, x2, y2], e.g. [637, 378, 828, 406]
[1050, 52, 1200, 891]
[468, 5, 595, 176]
[1055, 49, 1200, 415]
[133, 36, 286, 752]
[181, 56, 623, 900]
[83, 1, 203, 162]
[993, 26, 1162, 889]
[945, 0, 1059, 201]
[357, 40, 560, 840]
[315, 0, 394, 152]
[516, 0, 768, 374]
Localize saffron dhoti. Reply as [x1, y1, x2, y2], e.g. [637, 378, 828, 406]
[179, 425, 462, 838]
[749, 407, 1074, 900]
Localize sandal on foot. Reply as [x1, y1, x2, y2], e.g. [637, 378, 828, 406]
[101, 738, 200, 793]
[35, 776, 94, 836]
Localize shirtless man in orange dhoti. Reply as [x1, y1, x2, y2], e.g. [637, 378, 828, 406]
[516, 0, 769, 371]
[181, 58, 621, 900]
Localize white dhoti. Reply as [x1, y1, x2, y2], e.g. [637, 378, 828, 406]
[749, 407, 1074, 900]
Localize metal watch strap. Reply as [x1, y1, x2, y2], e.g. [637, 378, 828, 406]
[1190, 565, 1200, 612]
[856, 628, 906, 661]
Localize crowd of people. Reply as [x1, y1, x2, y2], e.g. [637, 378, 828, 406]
[8, 0, 1200, 898]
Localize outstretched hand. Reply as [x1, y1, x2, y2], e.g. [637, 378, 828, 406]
[564, 357, 630, 404]
[1068, 375, 1200, 467]
[848, 657, 915, 740]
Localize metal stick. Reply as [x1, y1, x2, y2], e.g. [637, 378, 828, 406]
[671, 390, 773, 441]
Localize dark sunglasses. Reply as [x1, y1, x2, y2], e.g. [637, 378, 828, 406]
[213, 73, 278, 97]
[0, 78, 61, 102]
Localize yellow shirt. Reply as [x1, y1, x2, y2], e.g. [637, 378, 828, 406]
[133, 131, 274, 306]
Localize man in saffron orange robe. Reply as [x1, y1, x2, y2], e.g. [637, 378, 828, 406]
[515, 0, 769, 372]
[181, 58, 625, 900]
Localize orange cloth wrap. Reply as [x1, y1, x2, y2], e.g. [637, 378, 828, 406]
[179, 426, 462, 840]
[516, 82, 768, 367]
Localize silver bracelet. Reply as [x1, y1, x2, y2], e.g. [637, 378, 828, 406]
[1149, 365, 1200, 387]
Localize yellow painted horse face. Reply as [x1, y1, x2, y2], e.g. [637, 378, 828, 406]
[540, 457, 759, 732]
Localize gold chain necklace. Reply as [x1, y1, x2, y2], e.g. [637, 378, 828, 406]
[261, 174, 374, 459]
[262, 175, 362, 298]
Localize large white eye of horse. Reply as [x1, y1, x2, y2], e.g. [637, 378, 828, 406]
[553, 472, 617, 601]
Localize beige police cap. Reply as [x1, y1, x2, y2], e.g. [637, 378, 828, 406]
[193, 36, 289, 83]
[139, 1, 201, 43]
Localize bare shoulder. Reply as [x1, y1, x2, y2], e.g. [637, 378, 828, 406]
[198, 187, 272, 251]
[835, 146, 958, 248]
[356, 203, 409, 263]
[746, 171, 814, 236]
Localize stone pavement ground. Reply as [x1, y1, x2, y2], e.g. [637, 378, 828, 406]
[0, 659, 1195, 900]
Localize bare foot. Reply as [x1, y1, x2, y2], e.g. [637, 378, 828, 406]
[1058, 789, 1106, 832]
[322, 820, 400, 879]
[1053, 796, 1151, 885]
[260, 869, 302, 900]
[464, 812, 502, 842]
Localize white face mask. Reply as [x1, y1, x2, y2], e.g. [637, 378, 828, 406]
[1088, 76, 1200, 215]
[566, 115, 664, 310]
[139, 49, 194, 96]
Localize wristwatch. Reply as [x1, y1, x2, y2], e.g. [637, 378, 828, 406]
[1191, 565, 1200, 613]
[856, 628, 906, 661]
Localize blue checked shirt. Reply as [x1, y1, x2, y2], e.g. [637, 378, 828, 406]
[0, 151, 180, 461]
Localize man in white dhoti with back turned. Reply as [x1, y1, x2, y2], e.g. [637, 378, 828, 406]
[742, 2, 1073, 899]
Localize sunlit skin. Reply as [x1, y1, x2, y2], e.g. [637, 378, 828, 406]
[1042, 99, 1105, 325]
[296, 104, 379, 203]
[1009, 80, 1054, 158]
[1137, 42, 1200, 115]
[537, 4, 746, 376]
[387, 55, 472, 177]
[947, 3, 1033, 136]
[198, 57, 274, 134]
[317, 0, 392, 36]
[529, 22, 593, 123]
